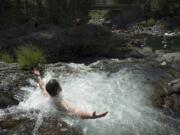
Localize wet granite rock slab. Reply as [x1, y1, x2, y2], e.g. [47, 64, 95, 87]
[0, 111, 82, 135]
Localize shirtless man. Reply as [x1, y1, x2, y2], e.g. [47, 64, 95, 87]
[33, 68, 108, 119]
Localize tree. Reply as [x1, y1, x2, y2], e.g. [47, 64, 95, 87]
[150, 0, 180, 17]
[69, 0, 94, 24]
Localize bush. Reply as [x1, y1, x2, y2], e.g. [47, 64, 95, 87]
[0, 53, 14, 63]
[140, 18, 155, 27]
[16, 45, 45, 70]
[89, 10, 110, 22]
[140, 20, 147, 27]
[146, 18, 155, 26]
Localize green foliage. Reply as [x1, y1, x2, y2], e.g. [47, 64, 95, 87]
[150, 0, 168, 17]
[144, 0, 180, 17]
[89, 10, 110, 22]
[140, 18, 156, 27]
[0, 0, 180, 27]
[0, 53, 14, 63]
[16, 45, 45, 70]
[96, 0, 180, 18]
[0, 0, 94, 27]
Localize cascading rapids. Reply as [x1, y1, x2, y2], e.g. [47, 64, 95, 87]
[17, 62, 180, 135]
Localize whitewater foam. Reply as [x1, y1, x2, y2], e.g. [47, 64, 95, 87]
[16, 62, 180, 135]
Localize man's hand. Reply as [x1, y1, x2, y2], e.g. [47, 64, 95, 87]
[33, 68, 41, 76]
[32, 68, 48, 97]
[92, 111, 108, 119]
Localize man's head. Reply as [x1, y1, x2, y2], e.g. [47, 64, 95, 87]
[46, 79, 62, 97]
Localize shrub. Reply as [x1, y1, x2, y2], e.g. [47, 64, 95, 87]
[140, 21, 147, 27]
[0, 53, 14, 63]
[140, 18, 155, 27]
[16, 45, 45, 70]
[89, 10, 110, 22]
[146, 18, 155, 26]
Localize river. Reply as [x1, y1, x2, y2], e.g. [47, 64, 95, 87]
[4, 61, 178, 135]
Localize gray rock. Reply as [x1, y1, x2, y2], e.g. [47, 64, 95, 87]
[0, 112, 82, 135]
[0, 92, 19, 108]
[152, 72, 180, 112]
[0, 112, 36, 135]
[156, 53, 180, 64]
[161, 78, 180, 111]
[163, 94, 180, 112]
[168, 78, 180, 92]
[0, 62, 32, 108]
[155, 50, 164, 57]
[38, 117, 82, 135]
[136, 47, 153, 57]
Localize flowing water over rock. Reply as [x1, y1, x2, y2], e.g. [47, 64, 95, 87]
[0, 60, 180, 135]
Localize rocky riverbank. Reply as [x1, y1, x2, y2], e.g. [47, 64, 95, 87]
[0, 52, 180, 134]
[1, 23, 180, 64]
[1, 23, 168, 64]
[0, 24, 130, 63]
[0, 62, 32, 108]
[1, 23, 180, 134]
[0, 110, 82, 135]
[1, 48, 180, 111]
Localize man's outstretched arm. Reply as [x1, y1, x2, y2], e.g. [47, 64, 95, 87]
[33, 68, 48, 97]
[59, 100, 108, 119]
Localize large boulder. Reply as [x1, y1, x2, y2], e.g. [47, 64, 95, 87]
[149, 65, 180, 113]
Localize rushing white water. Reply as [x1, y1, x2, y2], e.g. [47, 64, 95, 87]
[17, 62, 180, 135]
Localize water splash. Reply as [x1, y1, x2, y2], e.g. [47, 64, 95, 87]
[33, 113, 43, 135]
[16, 62, 180, 135]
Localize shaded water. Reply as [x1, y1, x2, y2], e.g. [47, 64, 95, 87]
[1, 61, 180, 135]
[136, 34, 180, 51]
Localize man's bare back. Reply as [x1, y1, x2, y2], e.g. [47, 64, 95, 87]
[33, 68, 108, 119]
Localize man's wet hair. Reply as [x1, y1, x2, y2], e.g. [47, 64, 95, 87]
[46, 79, 62, 97]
